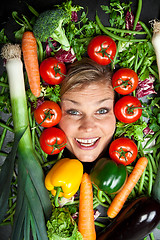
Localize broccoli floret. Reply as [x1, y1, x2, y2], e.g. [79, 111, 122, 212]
[33, 9, 70, 51]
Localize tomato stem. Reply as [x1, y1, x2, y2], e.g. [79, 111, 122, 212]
[113, 78, 133, 89]
[114, 147, 132, 162]
[47, 138, 66, 154]
[96, 41, 113, 62]
[32, 108, 54, 129]
[126, 105, 143, 115]
[54, 64, 66, 78]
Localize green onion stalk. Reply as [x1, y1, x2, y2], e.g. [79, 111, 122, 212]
[0, 43, 52, 240]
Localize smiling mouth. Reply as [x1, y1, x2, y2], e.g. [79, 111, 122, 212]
[75, 137, 100, 148]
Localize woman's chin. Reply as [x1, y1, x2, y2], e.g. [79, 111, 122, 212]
[66, 143, 106, 163]
[73, 152, 99, 163]
[79, 158, 96, 163]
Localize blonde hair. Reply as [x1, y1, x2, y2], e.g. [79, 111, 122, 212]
[60, 58, 113, 96]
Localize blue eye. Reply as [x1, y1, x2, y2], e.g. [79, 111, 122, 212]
[97, 108, 108, 114]
[67, 109, 80, 115]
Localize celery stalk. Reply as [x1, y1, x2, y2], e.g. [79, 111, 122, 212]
[0, 43, 52, 240]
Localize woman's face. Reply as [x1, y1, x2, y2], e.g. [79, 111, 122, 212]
[59, 82, 116, 162]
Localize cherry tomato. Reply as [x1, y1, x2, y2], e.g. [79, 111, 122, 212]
[87, 35, 117, 65]
[109, 137, 138, 165]
[112, 68, 139, 95]
[34, 101, 62, 128]
[39, 57, 66, 85]
[40, 127, 67, 155]
[114, 96, 142, 123]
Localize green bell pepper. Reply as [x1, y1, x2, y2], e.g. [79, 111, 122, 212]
[90, 158, 127, 195]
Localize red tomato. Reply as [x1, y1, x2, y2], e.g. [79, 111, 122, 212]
[40, 127, 67, 155]
[87, 35, 116, 65]
[112, 68, 139, 95]
[40, 57, 66, 85]
[109, 137, 138, 165]
[34, 101, 62, 128]
[114, 96, 142, 123]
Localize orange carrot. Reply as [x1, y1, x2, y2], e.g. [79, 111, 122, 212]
[22, 31, 41, 97]
[78, 173, 96, 240]
[107, 157, 148, 219]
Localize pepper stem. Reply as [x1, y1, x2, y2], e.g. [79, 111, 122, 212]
[54, 186, 63, 207]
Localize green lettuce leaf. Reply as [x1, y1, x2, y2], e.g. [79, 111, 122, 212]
[47, 206, 83, 240]
[115, 118, 147, 142]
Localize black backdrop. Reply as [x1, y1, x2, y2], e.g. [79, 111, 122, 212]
[1, 0, 160, 37]
[0, 0, 160, 239]
[1, 0, 160, 23]
[0, 0, 160, 73]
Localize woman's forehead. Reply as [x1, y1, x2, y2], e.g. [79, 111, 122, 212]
[61, 82, 115, 103]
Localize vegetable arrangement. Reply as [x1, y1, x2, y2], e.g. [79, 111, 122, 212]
[0, 0, 160, 240]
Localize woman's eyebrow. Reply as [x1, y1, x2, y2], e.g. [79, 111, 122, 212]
[62, 99, 80, 105]
[97, 98, 114, 104]
[62, 98, 114, 105]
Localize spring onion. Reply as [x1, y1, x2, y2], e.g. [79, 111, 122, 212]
[0, 43, 52, 240]
[151, 20, 160, 81]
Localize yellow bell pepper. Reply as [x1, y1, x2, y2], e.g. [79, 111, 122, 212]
[45, 158, 83, 206]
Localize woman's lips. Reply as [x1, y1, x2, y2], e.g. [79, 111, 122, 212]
[75, 137, 100, 150]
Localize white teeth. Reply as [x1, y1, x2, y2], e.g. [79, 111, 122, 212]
[76, 137, 99, 146]
[80, 142, 94, 147]
[76, 137, 99, 143]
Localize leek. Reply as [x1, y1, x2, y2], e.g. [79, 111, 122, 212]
[0, 43, 52, 240]
[151, 20, 160, 81]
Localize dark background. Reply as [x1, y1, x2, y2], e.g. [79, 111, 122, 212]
[0, 0, 160, 239]
[0, 0, 160, 73]
[1, 0, 160, 24]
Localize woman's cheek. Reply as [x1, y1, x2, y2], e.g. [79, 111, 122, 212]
[110, 114, 116, 133]
[59, 116, 75, 136]
[102, 112, 116, 133]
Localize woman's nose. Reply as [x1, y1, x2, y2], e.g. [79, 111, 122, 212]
[79, 115, 96, 132]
